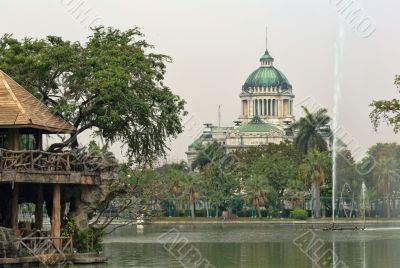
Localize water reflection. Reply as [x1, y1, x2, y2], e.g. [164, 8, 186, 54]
[80, 224, 400, 268]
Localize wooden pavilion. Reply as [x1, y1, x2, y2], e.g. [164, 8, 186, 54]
[0, 70, 102, 253]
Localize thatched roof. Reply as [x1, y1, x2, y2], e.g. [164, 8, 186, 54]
[0, 70, 75, 134]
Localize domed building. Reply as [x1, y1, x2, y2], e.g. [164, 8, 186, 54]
[239, 48, 294, 125]
[186, 36, 295, 166]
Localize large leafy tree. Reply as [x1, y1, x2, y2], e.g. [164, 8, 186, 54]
[292, 107, 332, 154]
[370, 75, 400, 133]
[0, 27, 186, 164]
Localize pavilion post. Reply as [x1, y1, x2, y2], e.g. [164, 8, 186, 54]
[51, 184, 61, 249]
[11, 183, 19, 231]
[35, 185, 44, 230]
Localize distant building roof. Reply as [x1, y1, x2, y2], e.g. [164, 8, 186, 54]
[236, 116, 280, 133]
[242, 50, 292, 91]
[0, 70, 75, 133]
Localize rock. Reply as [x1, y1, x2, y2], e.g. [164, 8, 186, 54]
[69, 170, 123, 230]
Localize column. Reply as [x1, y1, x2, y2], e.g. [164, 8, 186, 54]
[263, 99, 267, 115]
[290, 100, 293, 115]
[272, 100, 275, 116]
[35, 185, 44, 230]
[11, 184, 19, 230]
[268, 99, 271, 115]
[51, 184, 61, 249]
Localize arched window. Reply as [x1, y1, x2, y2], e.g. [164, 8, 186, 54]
[255, 100, 258, 116]
[258, 99, 262, 116]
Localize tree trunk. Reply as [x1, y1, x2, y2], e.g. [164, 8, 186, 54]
[313, 181, 321, 218]
[205, 200, 209, 218]
[189, 190, 195, 219]
[256, 201, 262, 218]
[384, 178, 391, 218]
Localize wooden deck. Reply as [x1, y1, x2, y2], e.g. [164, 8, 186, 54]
[0, 148, 103, 185]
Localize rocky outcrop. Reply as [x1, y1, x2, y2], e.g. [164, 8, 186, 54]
[69, 170, 125, 230]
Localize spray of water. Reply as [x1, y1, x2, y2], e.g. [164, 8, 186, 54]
[361, 181, 367, 225]
[332, 23, 345, 222]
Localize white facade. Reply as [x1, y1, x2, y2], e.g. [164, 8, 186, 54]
[186, 39, 295, 166]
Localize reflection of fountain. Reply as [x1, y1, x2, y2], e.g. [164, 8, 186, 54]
[137, 224, 144, 234]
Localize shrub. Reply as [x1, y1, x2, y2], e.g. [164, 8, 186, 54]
[290, 208, 308, 220]
[75, 227, 103, 253]
[61, 219, 103, 253]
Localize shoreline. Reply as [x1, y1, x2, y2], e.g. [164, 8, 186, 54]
[104, 217, 400, 226]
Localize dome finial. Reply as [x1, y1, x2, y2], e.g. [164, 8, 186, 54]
[266, 26, 268, 52]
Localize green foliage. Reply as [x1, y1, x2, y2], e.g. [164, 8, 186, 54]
[291, 107, 331, 154]
[61, 218, 77, 238]
[75, 228, 103, 253]
[360, 143, 400, 218]
[61, 219, 102, 253]
[290, 208, 308, 220]
[0, 27, 186, 164]
[370, 76, 400, 133]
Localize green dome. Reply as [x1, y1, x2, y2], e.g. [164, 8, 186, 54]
[236, 116, 280, 133]
[242, 50, 292, 91]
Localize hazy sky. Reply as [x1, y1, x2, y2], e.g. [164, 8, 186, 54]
[1, 0, 400, 163]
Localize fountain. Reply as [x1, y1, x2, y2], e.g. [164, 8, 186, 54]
[332, 21, 345, 224]
[361, 181, 367, 229]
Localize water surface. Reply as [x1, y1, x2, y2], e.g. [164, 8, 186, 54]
[83, 223, 400, 268]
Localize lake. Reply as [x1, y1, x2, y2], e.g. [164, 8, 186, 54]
[82, 224, 400, 268]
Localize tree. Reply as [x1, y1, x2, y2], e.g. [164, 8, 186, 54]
[244, 175, 271, 218]
[336, 149, 360, 218]
[182, 172, 202, 219]
[301, 150, 331, 218]
[292, 107, 332, 154]
[374, 157, 400, 218]
[192, 142, 239, 217]
[0, 27, 186, 164]
[234, 142, 303, 211]
[370, 75, 400, 133]
[361, 143, 400, 218]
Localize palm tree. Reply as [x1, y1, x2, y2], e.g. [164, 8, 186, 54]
[191, 142, 237, 217]
[245, 176, 269, 218]
[182, 172, 201, 219]
[374, 157, 400, 218]
[292, 107, 332, 154]
[302, 150, 331, 218]
[191, 142, 227, 171]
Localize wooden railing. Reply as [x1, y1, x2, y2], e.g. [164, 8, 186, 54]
[0, 149, 107, 173]
[18, 236, 73, 264]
